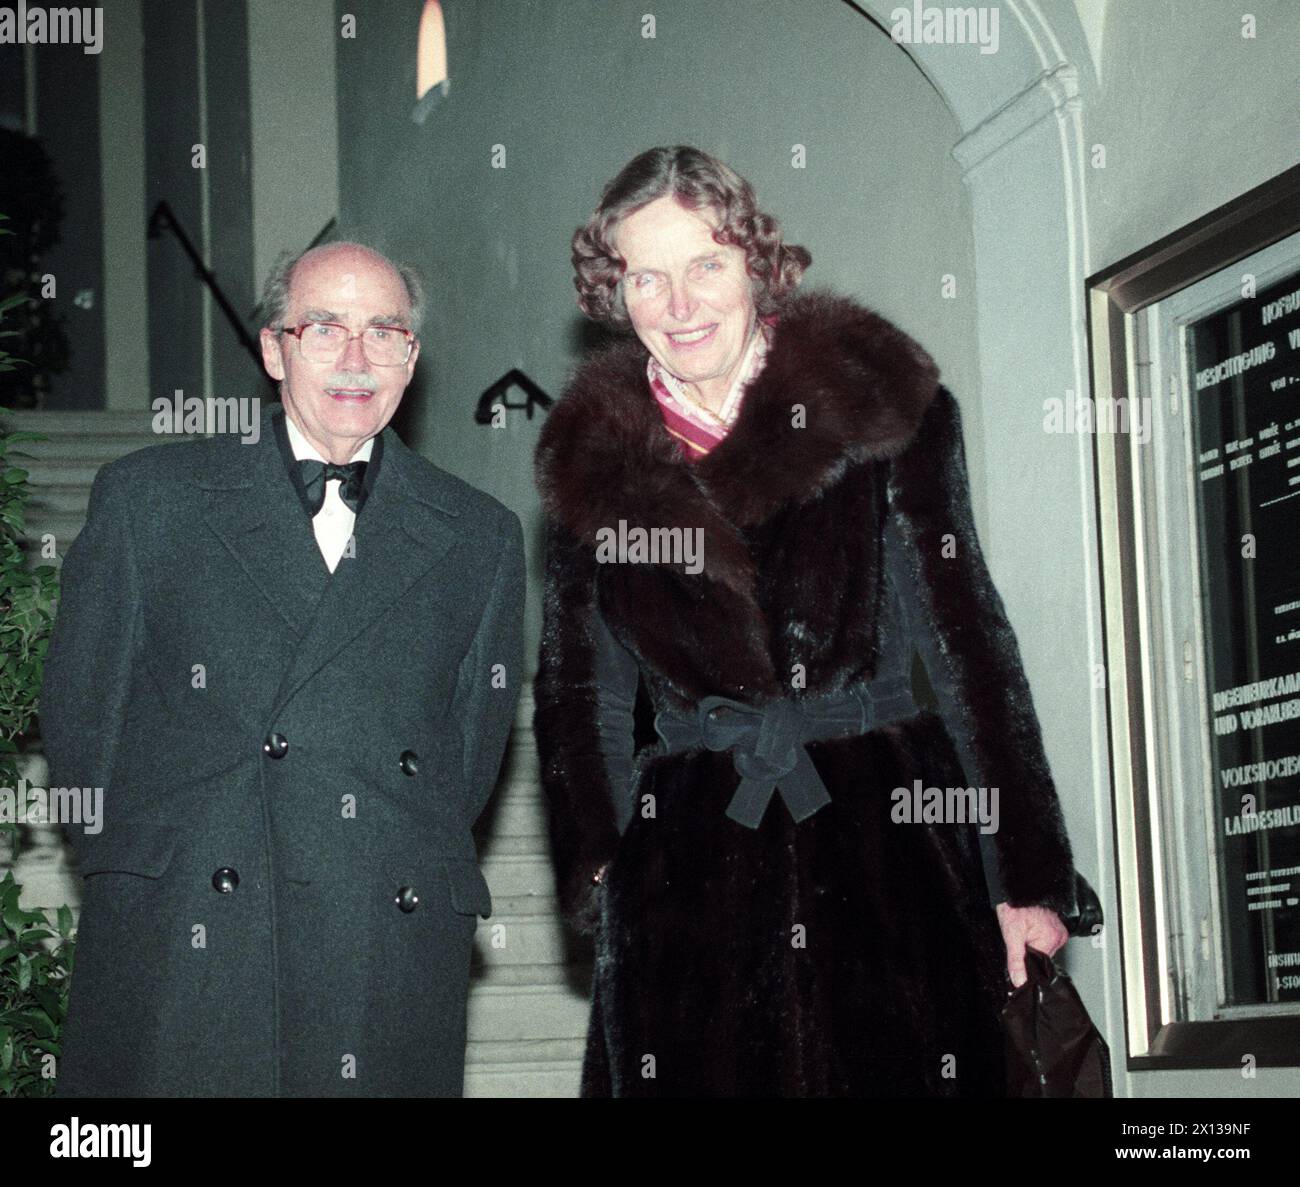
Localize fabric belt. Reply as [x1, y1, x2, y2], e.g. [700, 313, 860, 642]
[652, 675, 918, 829]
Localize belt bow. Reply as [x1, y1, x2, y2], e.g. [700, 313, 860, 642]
[653, 677, 915, 829]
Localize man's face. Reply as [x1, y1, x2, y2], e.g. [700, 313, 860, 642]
[260, 244, 420, 462]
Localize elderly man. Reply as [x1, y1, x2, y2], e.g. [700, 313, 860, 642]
[41, 241, 525, 1096]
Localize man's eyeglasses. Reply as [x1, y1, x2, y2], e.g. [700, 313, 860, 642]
[279, 321, 416, 367]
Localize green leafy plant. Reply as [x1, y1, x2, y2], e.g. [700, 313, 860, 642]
[0, 875, 72, 1095]
[0, 210, 69, 1096]
[0, 418, 58, 782]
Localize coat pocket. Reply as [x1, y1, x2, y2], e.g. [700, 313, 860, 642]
[74, 823, 177, 879]
[443, 859, 493, 919]
[383, 852, 493, 919]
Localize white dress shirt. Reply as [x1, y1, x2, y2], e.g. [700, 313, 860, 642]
[284, 416, 375, 573]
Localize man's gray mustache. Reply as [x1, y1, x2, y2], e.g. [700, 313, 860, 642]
[325, 373, 379, 391]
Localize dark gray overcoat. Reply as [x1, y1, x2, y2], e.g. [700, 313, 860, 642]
[40, 401, 524, 1097]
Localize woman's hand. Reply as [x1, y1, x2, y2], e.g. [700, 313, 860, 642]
[995, 902, 1069, 988]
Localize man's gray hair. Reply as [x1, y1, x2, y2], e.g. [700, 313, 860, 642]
[258, 239, 426, 336]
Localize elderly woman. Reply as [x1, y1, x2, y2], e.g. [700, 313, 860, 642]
[533, 146, 1099, 1097]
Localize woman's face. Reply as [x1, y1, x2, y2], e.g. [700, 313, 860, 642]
[612, 195, 757, 392]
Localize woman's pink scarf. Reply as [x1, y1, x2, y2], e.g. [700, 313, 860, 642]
[648, 317, 775, 462]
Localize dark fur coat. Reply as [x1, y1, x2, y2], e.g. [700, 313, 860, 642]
[533, 290, 1091, 1097]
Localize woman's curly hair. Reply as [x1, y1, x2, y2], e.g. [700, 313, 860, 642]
[572, 146, 811, 326]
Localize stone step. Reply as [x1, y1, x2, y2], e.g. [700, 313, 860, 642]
[10, 433, 173, 463]
[21, 511, 86, 552]
[465, 982, 591, 1043]
[479, 891, 561, 917]
[470, 907, 571, 968]
[12, 411, 172, 555]
[17, 547, 66, 570]
[465, 1037, 586, 1065]
[500, 731, 538, 757]
[20, 482, 95, 514]
[463, 1059, 582, 1098]
[480, 789, 549, 840]
[480, 851, 559, 898]
[5, 868, 75, 917]
[478, 832, 553, 858]
[468, 962, 580, 988]
[3, 410, 158, 435]
[13, 461, 103, 489]
[4, 420, 183, 490]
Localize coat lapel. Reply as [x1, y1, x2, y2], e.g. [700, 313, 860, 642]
[198, 405, 329, 635]
[196, 403, 462, 717]
[267, 424, 462, 717]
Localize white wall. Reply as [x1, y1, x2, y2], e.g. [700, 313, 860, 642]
[247, 0, 339, 289]
[1081, 0, 1297, 273]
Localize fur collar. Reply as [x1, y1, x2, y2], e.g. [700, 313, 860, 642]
[537, 291, 939, 528]
[536, 290, 940, 588]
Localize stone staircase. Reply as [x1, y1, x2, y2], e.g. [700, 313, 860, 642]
[6, 410, 166, 556]
[466, 726, 592, 1096]
[2, 409, 590, 1097]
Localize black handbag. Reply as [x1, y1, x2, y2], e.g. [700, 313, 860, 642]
[1002, 871, 1110, 1097]
[1002, 945, 1112, 1097]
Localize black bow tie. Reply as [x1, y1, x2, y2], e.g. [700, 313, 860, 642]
[296, 458, 368, 515]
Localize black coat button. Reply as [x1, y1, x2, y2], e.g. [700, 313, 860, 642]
[212, 868, 239, 893]
[395, 885, 419, 913]
[263, 732, 288, 759]
[399, 750, 420, 776]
